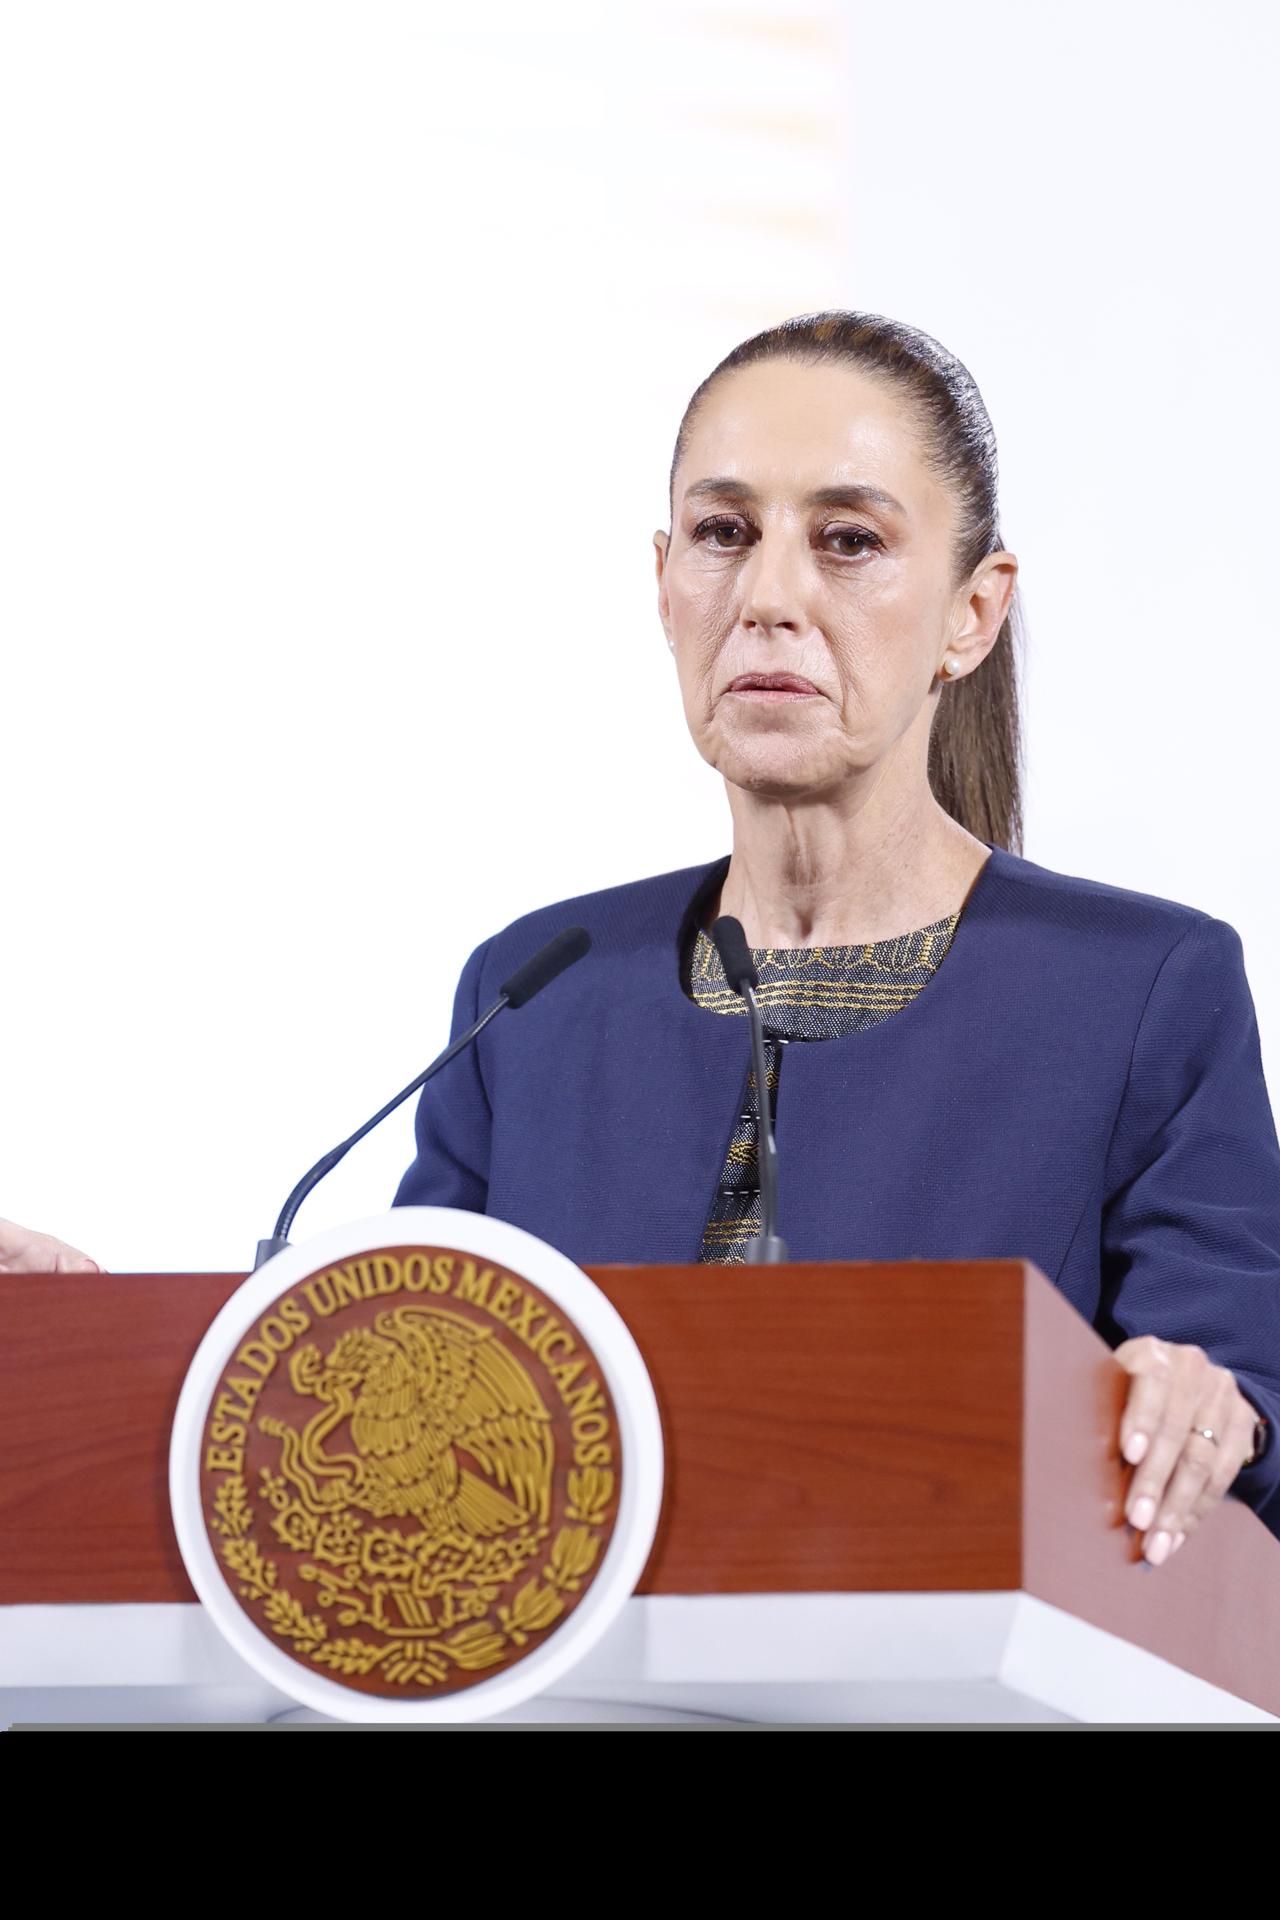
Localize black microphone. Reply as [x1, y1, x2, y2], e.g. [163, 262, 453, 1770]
[711, 915, 789, 1265]
[252, 925, 592, 1269]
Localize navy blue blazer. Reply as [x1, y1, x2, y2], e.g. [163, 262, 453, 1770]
[395, 841, 1280, 1534]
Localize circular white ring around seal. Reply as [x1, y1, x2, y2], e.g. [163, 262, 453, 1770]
[170, 1207, 665, 1724]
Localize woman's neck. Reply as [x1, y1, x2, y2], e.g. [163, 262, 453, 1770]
[714, 785, 991, 948]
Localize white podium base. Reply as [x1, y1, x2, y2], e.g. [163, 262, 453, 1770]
[1, 1592, 1270, 1726]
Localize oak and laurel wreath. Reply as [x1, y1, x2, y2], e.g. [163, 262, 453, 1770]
[209, 1464, 617, 1687]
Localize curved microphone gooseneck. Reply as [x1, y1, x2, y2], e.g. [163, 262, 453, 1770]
[252, 926, 592, 1269]
[711, 914, 789, 1265]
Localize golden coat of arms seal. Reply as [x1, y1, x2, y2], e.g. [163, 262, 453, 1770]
[197, 1244, 624, 1701]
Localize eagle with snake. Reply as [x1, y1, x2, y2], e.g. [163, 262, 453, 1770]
[264, 1304, 555, 1543]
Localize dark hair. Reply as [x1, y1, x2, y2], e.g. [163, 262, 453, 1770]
[669, 311, 1025, 855]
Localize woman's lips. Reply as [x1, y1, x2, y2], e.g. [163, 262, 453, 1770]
[724, 673, 822, 701]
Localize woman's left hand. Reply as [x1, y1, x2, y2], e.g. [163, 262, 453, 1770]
[1114, 1335, 1258, 1564]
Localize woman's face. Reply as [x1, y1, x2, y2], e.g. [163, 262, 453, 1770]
[655, 358, 1014, 804]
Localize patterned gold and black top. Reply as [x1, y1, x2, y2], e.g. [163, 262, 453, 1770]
[685, 911, 962, 1263]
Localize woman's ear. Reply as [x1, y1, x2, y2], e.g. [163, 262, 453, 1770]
[654, 529, 673, 646]
[945, 550, 1017, 677]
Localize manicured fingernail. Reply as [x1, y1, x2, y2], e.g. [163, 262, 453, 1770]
[1172, 1531, 1186, 1554]
[1146, 1530, 1172, 1566]
[1123, 1432, 1149, 1465]
[1130, 1495, 1156, 1530]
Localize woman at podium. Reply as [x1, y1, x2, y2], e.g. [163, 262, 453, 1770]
[395, 310, 1280, 1563]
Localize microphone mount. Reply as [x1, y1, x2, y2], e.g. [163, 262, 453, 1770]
[711, 915, 790, 1265]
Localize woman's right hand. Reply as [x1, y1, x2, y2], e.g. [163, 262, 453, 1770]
[0, 1216, 100, 1273]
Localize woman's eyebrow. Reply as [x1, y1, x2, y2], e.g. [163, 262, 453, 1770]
[684, 476, 906, 516]
[684, 475, 757, 501]
[807, 483, 907, 516]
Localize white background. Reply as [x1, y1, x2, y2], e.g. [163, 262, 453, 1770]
[2, 2, 1276, 1271]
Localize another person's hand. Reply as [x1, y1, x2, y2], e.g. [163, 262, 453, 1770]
[0, 1216, 100, 1273]
[1115, 1335, 1260, 1564]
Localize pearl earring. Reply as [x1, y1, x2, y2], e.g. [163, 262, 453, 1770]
[942, 656, 960, 678]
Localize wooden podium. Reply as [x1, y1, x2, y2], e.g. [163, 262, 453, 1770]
[2, 1259, 1278, 1724]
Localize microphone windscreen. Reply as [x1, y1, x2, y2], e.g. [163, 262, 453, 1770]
[499, 926, 592, 1009]
[712, 915, 758, 994]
